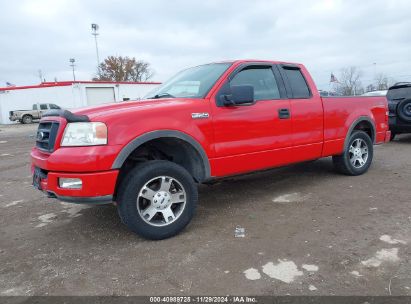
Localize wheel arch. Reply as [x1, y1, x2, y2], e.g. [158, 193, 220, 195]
[344, 116, 376, 150]
[112, 130, 211, 182]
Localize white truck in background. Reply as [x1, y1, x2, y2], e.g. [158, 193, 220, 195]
[9, 103, 61, 124]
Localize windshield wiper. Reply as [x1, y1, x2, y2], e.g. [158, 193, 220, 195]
[149, 92, 175, 99]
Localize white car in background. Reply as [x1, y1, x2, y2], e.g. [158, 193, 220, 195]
[362, 90, 388, 96]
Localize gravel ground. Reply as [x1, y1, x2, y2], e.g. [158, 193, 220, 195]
[0, 124, 410, 296]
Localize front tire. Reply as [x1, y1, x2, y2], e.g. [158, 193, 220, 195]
[117, 160, 198, 240]
[332, 131, 373, 176]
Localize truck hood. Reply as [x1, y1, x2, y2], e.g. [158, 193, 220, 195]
[72, 98, 197, 121]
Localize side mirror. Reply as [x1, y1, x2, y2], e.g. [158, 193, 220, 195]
[223, 85, 254, 106]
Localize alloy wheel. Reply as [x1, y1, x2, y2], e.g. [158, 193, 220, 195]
[136, 176, 186, 227]
[349, 138, 369, 168]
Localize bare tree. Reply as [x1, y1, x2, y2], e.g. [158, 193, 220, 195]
[366, 84, 376, 92]
[94, 56, 154, 82]
[374, 73, 389, 90]
[387, 77, 398, 88]
[335, 66, 363, 96]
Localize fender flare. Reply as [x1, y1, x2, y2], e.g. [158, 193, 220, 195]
[344, 116, 376, 150]
[111, 130, 211, 181]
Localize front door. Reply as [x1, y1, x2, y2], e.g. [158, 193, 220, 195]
[210, 64, 293, 177]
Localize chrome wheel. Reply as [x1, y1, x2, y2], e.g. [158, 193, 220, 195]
[137, 176, 186, 227]
[349, 138, 369, 168]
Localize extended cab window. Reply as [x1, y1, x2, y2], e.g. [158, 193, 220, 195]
[282, 68, 311, 98]
[231, 67, 280, 101]
[40, 104, 48, 110]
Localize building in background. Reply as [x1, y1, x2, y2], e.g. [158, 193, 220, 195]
[0, 80, 161, 124]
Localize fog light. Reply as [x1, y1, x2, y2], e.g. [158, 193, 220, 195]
[59, 178, 82, 189]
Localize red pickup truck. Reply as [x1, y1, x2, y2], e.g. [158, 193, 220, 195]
[31, 60, 390, 239]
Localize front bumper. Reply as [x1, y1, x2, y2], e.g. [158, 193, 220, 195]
[32, 166, 119, 204]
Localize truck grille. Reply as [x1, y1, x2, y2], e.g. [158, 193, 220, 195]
[36, 122, 60, 152]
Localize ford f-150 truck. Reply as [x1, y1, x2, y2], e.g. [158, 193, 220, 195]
[31, 60, 391, 239]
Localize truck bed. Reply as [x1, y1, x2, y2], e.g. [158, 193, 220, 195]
[321, 96, 388, 156]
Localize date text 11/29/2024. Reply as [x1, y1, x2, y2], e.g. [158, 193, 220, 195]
[149, 296, 256, 303]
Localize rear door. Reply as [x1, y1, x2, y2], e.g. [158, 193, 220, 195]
[210, 64, 293, 176]
[278, 65, 324, 162]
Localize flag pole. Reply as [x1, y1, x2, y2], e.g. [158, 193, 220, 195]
[328, 73, 332, 96]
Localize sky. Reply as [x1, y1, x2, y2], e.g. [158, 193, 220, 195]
[1, 0, 410, 90]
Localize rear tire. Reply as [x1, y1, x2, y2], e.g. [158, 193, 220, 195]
[332, 131, 373, 176]
[22, 115, 33, 124]
[117, 160, 198, 240]
[397, 98, 411, 123]
[390, 132, 397, 141]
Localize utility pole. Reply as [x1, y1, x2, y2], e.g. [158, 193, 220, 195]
[91, 23, 100, 68]
[69, 58, 76, 81]
[38, 70, 44, 83]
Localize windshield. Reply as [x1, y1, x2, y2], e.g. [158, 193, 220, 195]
[145, 63, 231, 99]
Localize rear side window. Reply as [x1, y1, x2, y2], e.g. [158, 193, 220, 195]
[282, 68, 311, 98]
[387, 86, 411, 101]
[40, 104, 48, 110]
[230, 67, 281, 101]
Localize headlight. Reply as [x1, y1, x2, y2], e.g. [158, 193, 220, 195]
[61, 122, 107, 146]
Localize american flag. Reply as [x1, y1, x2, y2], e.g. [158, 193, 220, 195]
[330, 73, 339, 83]
[6, 82, 16, 87]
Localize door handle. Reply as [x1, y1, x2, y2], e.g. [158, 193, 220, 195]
[278, 108, 290, 119]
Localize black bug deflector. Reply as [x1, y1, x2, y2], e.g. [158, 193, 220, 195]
[42, 109, 90, 123]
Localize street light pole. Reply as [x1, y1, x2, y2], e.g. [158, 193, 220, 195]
[91, 23, 100, 68]
[69, 58, 76, 81]
[38, 70, 44, 83]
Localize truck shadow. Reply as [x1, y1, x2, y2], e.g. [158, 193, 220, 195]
[392, 134, 411, 143]
[55, 158, 338, 241]
[197, 158, 335, 210]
